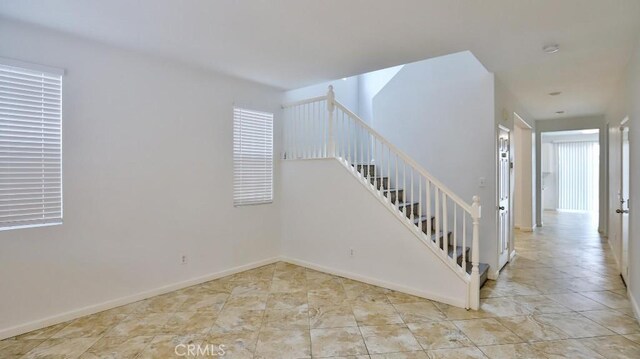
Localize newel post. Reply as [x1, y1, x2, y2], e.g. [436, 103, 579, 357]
[470, 195, 482, 310]
[327, 85, 336, 157]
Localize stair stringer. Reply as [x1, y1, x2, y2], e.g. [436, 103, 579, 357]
[281, 158, 469, 308]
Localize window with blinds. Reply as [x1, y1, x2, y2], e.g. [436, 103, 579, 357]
[0, 60, 63, 230]
[233, 107, 273, 206]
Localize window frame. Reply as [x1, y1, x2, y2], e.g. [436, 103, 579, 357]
[0, 57, 65, 231]
[232, 106, 274, 207]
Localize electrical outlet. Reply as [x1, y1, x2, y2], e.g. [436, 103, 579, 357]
[349, 248, 355, 257]
[181, 255, 188, 265]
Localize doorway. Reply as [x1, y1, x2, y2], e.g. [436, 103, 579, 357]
[540, 129, 600, 225]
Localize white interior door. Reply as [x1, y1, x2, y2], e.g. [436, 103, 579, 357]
[498, 126, 511, 269]
[620, 126, 630, 283]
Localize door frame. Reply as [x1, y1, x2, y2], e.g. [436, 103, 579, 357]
[619, 118, 630, 283]
[497, 124, 512, 272]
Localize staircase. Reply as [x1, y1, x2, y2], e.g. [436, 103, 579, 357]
[282, 86, 488, 309]
[359, 164, 490, 287]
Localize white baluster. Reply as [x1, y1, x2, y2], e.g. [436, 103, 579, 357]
[443, 194, 448, 257]
[327, 86, 335, 157]
[426, 180, 432, 236]
[435, 188, 440, 248]
[470, 195, 481, 310]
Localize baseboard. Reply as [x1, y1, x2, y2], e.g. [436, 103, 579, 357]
[0, 257, 280, 340]
[487, 269, 500, 281]
[628, 290, 640, 325]
[518, 226, 535, 232]
[280, 256, 467, 308]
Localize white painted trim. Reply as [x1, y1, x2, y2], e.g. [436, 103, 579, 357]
[0, 56, 65, 76]
[280, 256, 467, 308]
[488, 269, 500, 281]
[0, 257, 280, 340]
[509, 250, 517, 261]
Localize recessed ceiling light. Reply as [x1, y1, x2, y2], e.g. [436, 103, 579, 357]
[549, 91, 562, 96]
[556, 110, 565, 114]
[341, 77, 347, 81]
[543, 44, 560, 54]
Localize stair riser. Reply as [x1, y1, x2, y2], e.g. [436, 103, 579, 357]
[370, 177, 389, 189]
[399, 203, 419, 218]
[417, 217, 437, 234]
[383, 190, 404, 203]
[356, 165, 377, 177]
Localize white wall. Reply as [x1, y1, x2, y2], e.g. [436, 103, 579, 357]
[281, 159, 469, 307]
[513, 125, 532, 228]
[357, 65, 403, 124]
[605, 33, 640, 319]
[0, 20, 283, 338]
[371, 52, 499, 275]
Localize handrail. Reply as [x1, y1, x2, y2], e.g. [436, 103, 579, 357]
[282, 95, 327, 109]
[333, 100, 474, 214]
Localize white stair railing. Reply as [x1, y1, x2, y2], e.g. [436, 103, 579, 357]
[282, 86, 482, 309]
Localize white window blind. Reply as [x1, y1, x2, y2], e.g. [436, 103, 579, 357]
[0, 60, 63, 229]
[556, 141, 599, 212]
[233, 107, 273, 206]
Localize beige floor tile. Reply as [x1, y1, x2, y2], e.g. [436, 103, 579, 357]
[393, 302, 447, 323]
[161, 311, 217, 335]
[532, 312, 616, 338]
[478, 343, 543, 359]
[545, 293, 608, 311]
[479, 297, 532, 317]
[578, 335, 640, 359]
[310, 305, 358, 329]
[530, 338, 605, 358]
[223, 294, 268, 310]
[136, 334, 203, 359]
[212, 308, 264, 333]
[230, 280, 272, 297]
[407, 321, 474, 350]
[579, 291, 632, 309]
[497, 315, 568, 342]
[624, 333, 640, 344]
[177, 292, 229, 313]
[360, 324, 421, 354]
[21, 337, 99, 359]
[134, 292, 188, 314]
[254, 328, 311, 359]
[386, 291, 432, 304]
[266, 292, 308, 310]
[353, 303, 404, 326]
[205, 329, 258, 359]
[309, 289, 351, 306]
[514, 295, 572, 314]
[79, 335, 154, 359]
[426, 346, 488, 358]
[370, 351, 428, 358]
[0, 339, 44, 358]
[270, 278, 307, 293]
[452, 319, 523, 346]
[580, 309, 640, 334]
[433, 303, 492, 321]
[105, 313, 172, 337]
[310, 327, 368, 357]
[52, 312, 127, 339]
[263, 308, 309, 329]
[14, 322, 69, 340]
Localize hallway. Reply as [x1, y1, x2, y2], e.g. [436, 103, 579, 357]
[479, 211, 640, 358]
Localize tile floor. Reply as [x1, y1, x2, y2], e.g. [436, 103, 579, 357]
[1, 212, 640, 358]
